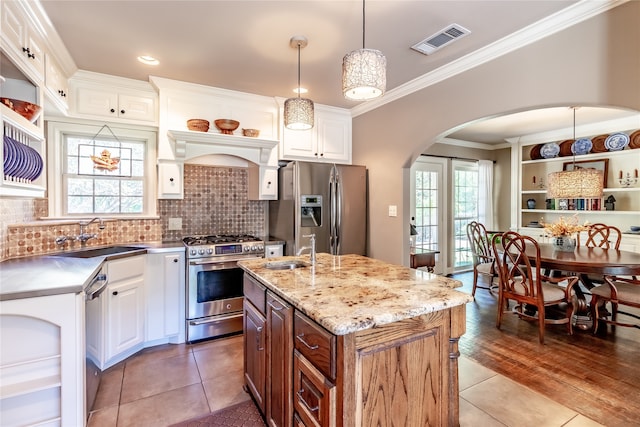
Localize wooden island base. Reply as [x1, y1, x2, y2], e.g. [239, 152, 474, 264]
[240, 254, 471, 427]
[339, 305, 465, 427]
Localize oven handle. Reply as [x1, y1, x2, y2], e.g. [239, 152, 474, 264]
[190, 256, 262, 267]
[189, 312, 243, 326]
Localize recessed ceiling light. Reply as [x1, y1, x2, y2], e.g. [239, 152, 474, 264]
[293, 87, 308, 94]
[137, 55, 159, 65]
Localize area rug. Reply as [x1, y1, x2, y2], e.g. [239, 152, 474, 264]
[170, 400, 266, 427]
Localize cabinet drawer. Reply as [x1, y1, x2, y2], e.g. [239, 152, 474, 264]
[243, 274, 266, 315]
[294, 311, 336, 380]
[293, 350, 336, 427]
[107, 255, 145, 282]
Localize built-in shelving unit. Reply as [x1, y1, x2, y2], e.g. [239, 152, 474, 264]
[516, 129, 640, 252]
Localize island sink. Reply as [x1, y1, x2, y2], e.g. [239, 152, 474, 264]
[264, 260, 310, 270]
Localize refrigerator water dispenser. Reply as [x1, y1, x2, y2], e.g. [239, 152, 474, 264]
[301, 195, 322, 227]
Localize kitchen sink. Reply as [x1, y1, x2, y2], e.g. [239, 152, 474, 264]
[264, 260, 311, 270]
[53, 246, 146, 258]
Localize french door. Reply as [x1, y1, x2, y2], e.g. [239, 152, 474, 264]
[410, 157, 446, 274]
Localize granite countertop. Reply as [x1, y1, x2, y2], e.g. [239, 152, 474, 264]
[0, 241, 185, 301]
[238, 253, 473, 336]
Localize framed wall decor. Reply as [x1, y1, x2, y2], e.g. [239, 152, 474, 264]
[563, 159, 608, 187]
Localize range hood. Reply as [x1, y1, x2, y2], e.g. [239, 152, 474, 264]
[166, 130, 279, 168]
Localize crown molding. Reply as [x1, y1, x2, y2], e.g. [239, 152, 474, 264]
[351, 0, 628, 118]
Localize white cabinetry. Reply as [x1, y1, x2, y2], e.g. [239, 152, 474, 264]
[0, 293, 84, 427]
[0, 0, 46, 82]
[105, 255, 145, 363]
[70, 70, 158, 125]
[45, 53, 69, 112]
[157, 162, 184, 199]
[89, 255, 145, 370]
[280, 104, 352, 164]
[145, 249, 186, 345]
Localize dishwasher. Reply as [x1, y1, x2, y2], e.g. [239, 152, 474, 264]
[84, 267, 108, 418]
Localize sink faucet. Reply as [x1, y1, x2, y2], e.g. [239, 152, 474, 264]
[77, 217, 105, 243]
[297, 234, 316, 266]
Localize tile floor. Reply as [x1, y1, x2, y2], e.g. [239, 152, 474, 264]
[87, 333, 603, 427]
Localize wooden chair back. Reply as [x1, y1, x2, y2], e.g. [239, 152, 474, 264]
[466, 221, 492, 267]
[578, 223, 622, 250]
[492, 231, 543, 305]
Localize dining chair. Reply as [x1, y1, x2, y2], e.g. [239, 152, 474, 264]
[578, 223, 622, 250]
[577, 223, 622, 287]
[466, 221, 499, 297]
[591, 276, 640, 333]
[491, 231, 579, 344]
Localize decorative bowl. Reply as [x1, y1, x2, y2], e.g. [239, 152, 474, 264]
[1, 97, 42, 123]
[214, 119, 240, 135]
[187, 119, 209, 132]
[630, 226, 640, 232]
[242, 128, 260, 138]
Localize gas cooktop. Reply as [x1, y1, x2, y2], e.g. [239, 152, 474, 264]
[182, 234, 264, 259]
[183, 234, 262, 246]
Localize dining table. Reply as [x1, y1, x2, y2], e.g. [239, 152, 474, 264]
[524, 243, 640, 329]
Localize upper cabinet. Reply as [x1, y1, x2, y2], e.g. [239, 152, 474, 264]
[70, 70, 158, 125]
[279, 103, 352, 164]
[1, 0, 45, 82]
[44, 53, 69, 112]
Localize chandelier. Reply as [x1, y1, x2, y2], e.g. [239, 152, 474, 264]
[342, 0, 386, 101]
[284, 36, 314, 130]
[547, 107, 604, 199]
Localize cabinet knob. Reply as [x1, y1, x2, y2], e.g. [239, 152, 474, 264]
[120, 109, 125, 114]
[173, 258, 178, 263]
[169, 177, 174, 182]
[320, 153, 324, 157]
[267, 181, 271, 185]
[112, 291, 118, 296]
[110, 108, 116, 113]
[22, 47, 30, 54]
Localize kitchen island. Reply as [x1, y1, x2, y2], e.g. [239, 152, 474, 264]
[238, 253, 473, 427]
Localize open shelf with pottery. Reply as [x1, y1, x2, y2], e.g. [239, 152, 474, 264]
[517, 129, 640, 246]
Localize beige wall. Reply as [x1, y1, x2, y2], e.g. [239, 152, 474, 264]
[353, 2, 640, 264]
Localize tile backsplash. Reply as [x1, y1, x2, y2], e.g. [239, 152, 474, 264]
[1, 165, 267, 260]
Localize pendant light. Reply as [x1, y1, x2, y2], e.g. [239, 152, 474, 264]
[342, 0, 386, 101]
[284, 36, 314, 130]
[547, 107, 604, 199]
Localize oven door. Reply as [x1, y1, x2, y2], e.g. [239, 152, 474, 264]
[187, 256, 261, 342]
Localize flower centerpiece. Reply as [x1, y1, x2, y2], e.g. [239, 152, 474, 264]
[540, 215, 590, 252]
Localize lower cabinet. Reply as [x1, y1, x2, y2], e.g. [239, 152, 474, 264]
[92, 255, 145, 370]
[145, 250, 185, 344]
[242, 273, 466, 427]
[0, 293, 84, 427]
[266, 291, 293, 427]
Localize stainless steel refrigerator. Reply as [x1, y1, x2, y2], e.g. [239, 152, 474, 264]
[269, 161, 367, 256]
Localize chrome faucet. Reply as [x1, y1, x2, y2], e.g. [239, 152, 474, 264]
[76, 217, 105, 243]
[297, 234, 316, 266]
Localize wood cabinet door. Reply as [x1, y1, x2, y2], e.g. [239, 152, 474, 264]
[244, 300, 266, 413]
[106, 276, 145, 360]
[293, 351, 336, 427]
[266, 291, 293, 427]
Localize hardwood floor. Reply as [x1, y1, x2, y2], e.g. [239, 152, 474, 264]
[455, 271, 640, 427]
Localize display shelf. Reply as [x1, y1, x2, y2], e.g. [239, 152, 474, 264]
[1, 103, 46, 197]
[522, 209, 640, 215]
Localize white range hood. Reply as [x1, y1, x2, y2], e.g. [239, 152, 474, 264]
[166, 129, 279, 167]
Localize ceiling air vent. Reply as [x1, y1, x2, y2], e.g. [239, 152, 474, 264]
[411, 24, 471, 56]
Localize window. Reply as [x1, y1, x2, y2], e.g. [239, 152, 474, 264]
[452, 161, 478, 269]
[47, 121, 157, 218]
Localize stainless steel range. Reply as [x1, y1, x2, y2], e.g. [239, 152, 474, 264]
[184, 234, 264, 342]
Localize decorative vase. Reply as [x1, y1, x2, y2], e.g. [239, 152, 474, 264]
[527, 198, 536, 209]
[552, 235, 576, 252]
